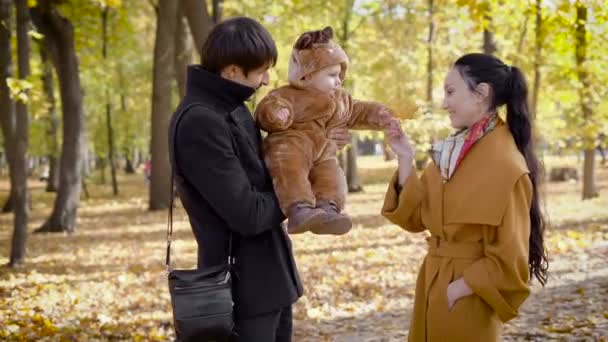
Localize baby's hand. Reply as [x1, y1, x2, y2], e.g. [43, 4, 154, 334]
[378, 107, 396, 128]
[275, 108, 290, 123]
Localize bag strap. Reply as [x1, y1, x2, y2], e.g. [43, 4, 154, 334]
[166, 103, 234, 272]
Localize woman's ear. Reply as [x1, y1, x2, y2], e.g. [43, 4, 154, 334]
[475, 82, 491, 103]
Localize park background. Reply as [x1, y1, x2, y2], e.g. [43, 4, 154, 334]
[0, 0, 607, 340]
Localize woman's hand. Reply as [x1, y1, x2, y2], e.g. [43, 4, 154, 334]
[328, 128, 352, 150]
[447, 278, 474, 311]
[385, 120, 414, 161]
[385, 121, 416, 185]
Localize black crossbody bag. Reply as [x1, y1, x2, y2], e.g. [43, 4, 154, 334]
[167, 103, 235, 342]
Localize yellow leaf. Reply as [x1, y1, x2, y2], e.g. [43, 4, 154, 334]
[546, 325, 574, 333]
[27, 30, 43, 40]
[6, 324, 20, 333]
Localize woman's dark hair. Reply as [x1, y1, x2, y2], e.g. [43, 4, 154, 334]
[454, 53, 549, 286]
[294, 26, 334, 50]
[201, 17, 277, 75]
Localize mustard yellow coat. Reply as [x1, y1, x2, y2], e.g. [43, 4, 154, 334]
[382, 122, 532, 342]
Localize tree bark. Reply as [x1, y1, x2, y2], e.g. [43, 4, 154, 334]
[149, 0, 178, 210]
[9, 0, 31, 267]
[346, 135, 362, 193]
[426, 0, 434, 107]
[337, 0, 362, 193]
[575, 2, 598, 200]
[211, 0, 223, 24]
[31, 1, 85, 233]
[482, 4, 497, 55]
[124, 156, 136, 174]
[39, 40, 59, 192]
[181, 0, 213, 55]
[102, 6, 118, 196]
[383, 136, 395, 161]
[174, 2, 192, 98]
[0, 0, 15, 216]
[531, 0, 542, 119]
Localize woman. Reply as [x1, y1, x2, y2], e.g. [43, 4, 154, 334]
[383, 53, 548, 341]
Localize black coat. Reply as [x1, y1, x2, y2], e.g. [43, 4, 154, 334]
[168, 66, 303, 318]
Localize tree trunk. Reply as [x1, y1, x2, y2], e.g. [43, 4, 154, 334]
[346, 135, 362, 193]
[337, 0, 362, 193]
[531, 0, 542, 119]
[97, 156, 106, 184]
[31, 2, 85, 233]
[124, 156, 136, 174]
[9, 0, 31, 267]
[426, 0, 434, 107]
[383, 136, 395, 161]
[149, 0, 178, 210]
[181, 0, 213, 55]
[174, 2, 192, 98]
[482, 4, 497, 55]
[102, 6, 118, 196]
[575, 2, 598, 200]
[39, 40, 59, 192]
[2, 194, 14, 213]
[0, 0, 15, 216]
[211, 0, 223, 24]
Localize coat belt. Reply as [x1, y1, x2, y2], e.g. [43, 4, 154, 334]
[426, 235, 484, 259]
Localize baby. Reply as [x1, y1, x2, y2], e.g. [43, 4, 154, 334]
[255, 26, 398, 235]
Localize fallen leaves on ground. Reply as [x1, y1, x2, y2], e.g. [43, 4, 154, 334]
[0, 160, 607, 341]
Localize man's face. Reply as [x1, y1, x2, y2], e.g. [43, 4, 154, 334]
[222, 64, 270, 90]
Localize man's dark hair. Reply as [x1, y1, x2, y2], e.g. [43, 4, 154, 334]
[201, 17, 277, 75]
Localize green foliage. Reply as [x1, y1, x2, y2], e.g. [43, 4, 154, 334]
[3, 0, 607, 161]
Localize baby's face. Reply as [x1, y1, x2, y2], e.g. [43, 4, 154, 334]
[306, 64, 342, 94]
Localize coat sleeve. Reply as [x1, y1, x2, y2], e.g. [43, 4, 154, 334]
[254, 92, 294, 133]
[176, 107, 285, 237]
[346, 95, 394, 130]
[381, 167, 426, 232]
[462, 175, 533, 322]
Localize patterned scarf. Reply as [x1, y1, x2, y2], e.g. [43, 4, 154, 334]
[431, 114, 499, 182]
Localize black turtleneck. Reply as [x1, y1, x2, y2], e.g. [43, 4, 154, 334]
[185, 65, 256, 112]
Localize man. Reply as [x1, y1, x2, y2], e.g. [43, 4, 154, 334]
[168, 17, 349, 341]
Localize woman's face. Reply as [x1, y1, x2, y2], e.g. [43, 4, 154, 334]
[442, 68, 488, 129]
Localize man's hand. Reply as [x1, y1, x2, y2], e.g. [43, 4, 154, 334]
[328, 128, 352, 150]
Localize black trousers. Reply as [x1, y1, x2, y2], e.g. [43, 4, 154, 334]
[232, 306, 293, 342]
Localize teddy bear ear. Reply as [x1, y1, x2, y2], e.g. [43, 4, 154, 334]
[299, 34, 312, 49]
[321, 26, 334, 39]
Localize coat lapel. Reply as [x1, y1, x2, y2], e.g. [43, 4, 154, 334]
[229, 107, 260, 156]
[442, 124, 529, 226]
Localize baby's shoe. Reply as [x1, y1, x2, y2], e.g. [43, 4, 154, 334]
[287, 203, 326, 234]
[312, 200, 352, 235]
